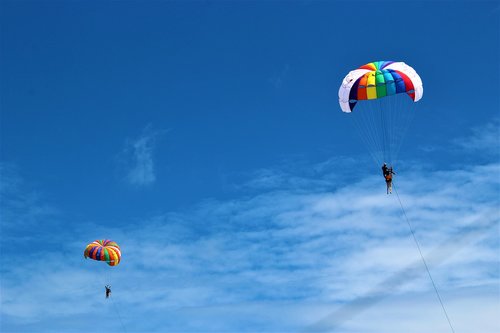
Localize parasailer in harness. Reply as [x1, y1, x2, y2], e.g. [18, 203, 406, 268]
[383, 165, 395, 194]
[105, 285, 112, 298]
[382, 163, 388, 177]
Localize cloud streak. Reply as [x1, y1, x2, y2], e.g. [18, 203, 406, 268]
[1, 120, 499, 332]
[453, 118, 500, 155]
[122, 125, 164, 186]
[1, 156, 499, 332]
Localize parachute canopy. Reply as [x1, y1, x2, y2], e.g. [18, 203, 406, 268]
[338, 60, 423, 165]
[84, 239, 121, 266]
[339, 61, 423, 112]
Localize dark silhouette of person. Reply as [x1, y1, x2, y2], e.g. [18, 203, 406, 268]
[105, 285, 111, 299]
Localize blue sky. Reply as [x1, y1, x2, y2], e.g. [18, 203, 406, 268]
[0, 1, 499, 332]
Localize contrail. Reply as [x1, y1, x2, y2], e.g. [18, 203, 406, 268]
[301, 209, 498, 332]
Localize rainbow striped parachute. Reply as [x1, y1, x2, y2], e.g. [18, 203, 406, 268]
[339, 61, 423, 113]
[338, 61, 423, 165]
[84, 239, 121, 266]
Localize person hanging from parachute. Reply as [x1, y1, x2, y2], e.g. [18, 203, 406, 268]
[84, 239, 121, 298]
[384, 165, 396, 194]
[382, 163, 388, 177]
[339, 61, 422, 192]
[105, 285, 112, 298]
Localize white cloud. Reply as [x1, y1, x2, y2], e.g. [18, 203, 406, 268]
[417, 118, 500, 159]
[121, 125, 167, 186]
[453, 118, 500, 156]
[301, 287, 499, 333]
[0, 163, 59, 233]
[1, 95, 498, 333]
[1, 158, 499, 332]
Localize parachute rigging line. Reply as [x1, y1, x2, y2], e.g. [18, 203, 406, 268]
[110, 296, 128, 333]
[339, 60, 421, 167]
[348, 94, 415, 167]
[393, 183, 456, 333]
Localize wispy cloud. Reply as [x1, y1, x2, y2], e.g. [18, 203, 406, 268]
[453, 118, 500, 156]
[1, 152, 498, 332]
[418, 118, 500, 159]
[0, 163, 59, 234]
[268, 64, 290, 89]
[121, 125, 165, 186]
[2, 120, 500, 332]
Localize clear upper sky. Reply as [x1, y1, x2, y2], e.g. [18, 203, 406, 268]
[1, 1, 499, 332]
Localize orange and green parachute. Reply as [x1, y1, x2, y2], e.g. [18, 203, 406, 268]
[84, 239, 121, 266]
